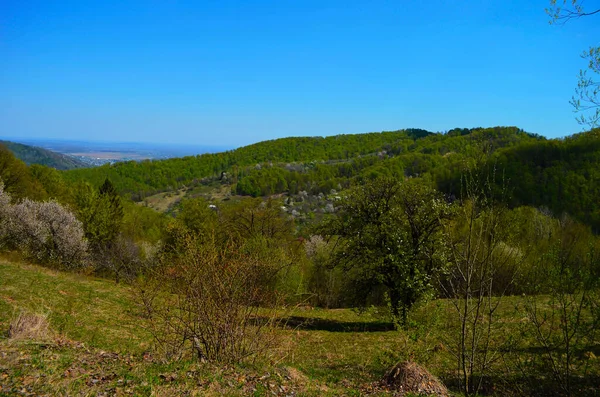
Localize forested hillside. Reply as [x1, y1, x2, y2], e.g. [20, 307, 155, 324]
[62, 128, 433, 195]
[495, 129, 600, 230]
[63, 126, 539, 195]
[1, 140, 87, 170]
[60, 126, 600, 231]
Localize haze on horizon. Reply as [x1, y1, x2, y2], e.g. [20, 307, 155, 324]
[2, 0, 599, 147]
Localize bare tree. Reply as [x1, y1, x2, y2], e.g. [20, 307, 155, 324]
[440, 167, 524, 395]
[522, 216, 600, 396]
[137, 234, 284, 363]
[547, 0, 600, 128]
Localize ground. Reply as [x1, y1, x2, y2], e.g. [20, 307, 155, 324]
[1, 256, 599, 396]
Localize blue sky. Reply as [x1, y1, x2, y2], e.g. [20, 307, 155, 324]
[1, 0, 598, 146]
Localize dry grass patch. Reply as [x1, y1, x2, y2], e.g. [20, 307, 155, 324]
[142, 190, 185, 212]
[8, 311, 52, 341]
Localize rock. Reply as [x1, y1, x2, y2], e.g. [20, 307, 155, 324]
[382, 361, 449, 396]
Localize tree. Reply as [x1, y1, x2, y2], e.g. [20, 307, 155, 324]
[439, 167, 523, 396]
[29, 164, 69, 202]
[0, 144, 41, 200]
[74, 179, 124, 247]
[178, 197, 219, 241]
[137, 230, 284, 363]
[221, 198, 294, 242]
[522, 216, 600, 396]
[99, 178, 124, 225]
[320, 177, 452, 326]
[547, 0, 600, 128]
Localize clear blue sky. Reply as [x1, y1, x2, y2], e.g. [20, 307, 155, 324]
[1, 0, 598, 146]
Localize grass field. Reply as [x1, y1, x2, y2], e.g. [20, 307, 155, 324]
[1, 257, 598, 396]
[142, 190, 187, 213]
[140, 184, 233, 214]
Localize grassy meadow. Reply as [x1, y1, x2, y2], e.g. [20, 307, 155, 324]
[2, 257, 597, 396]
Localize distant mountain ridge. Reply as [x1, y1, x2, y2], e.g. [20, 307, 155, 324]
[0, 140, 88, 170]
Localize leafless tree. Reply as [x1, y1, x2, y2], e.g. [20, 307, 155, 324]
[547, 1, 600, 128]
[136, 235, 284, 363]
[440, 167, 524, 395]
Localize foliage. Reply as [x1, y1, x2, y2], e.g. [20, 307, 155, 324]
[220, 197, 295, 242]
[491, 129, 600, 231]
[303, 235, 350, 308]
[0, 144, 44, 200]
[177, 197, 219, 241]
[74, 179, 124, 247]
[120, 199, 166, 244]
[29, 164, 70, 202]
[319, 177, 452, 326]
[174, 196, 304, 299]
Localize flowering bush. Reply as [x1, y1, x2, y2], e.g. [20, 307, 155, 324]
[0, 183, 88, 269]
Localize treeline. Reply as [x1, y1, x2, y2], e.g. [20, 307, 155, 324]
[231, 126, 541, 197]
[231, 127, 600, 231]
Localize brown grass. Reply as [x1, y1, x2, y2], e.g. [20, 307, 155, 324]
[8, 311, 52, 341]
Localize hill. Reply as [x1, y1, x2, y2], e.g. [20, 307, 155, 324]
[61, 126, 600, 230]
[62, 126, 539, 196]
[0, 140, 88, 170]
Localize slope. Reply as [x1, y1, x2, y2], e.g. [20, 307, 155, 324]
[62, 127, 537, 199]
[1, 140, 88, 170]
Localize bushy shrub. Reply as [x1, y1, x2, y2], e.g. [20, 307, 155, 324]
[93, 233, 151, 283]
[0, 183, 88, 269]
[138, 233, 283, 363]
[0, 184, 11, 249]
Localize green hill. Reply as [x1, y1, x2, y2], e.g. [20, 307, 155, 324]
[1, 140, 88, 170]
[60, 126, 600, 230]
[62, 127, 538, 196]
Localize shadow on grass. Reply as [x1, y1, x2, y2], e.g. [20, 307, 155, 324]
[254, 315, 396, 332]
[513, 343, 600, 358]
[442, 373, 600, 396]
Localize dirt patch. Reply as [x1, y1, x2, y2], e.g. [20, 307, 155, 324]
[382, 361, 449, 396]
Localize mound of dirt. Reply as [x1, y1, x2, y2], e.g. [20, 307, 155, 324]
[382, 361, 449, 396]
